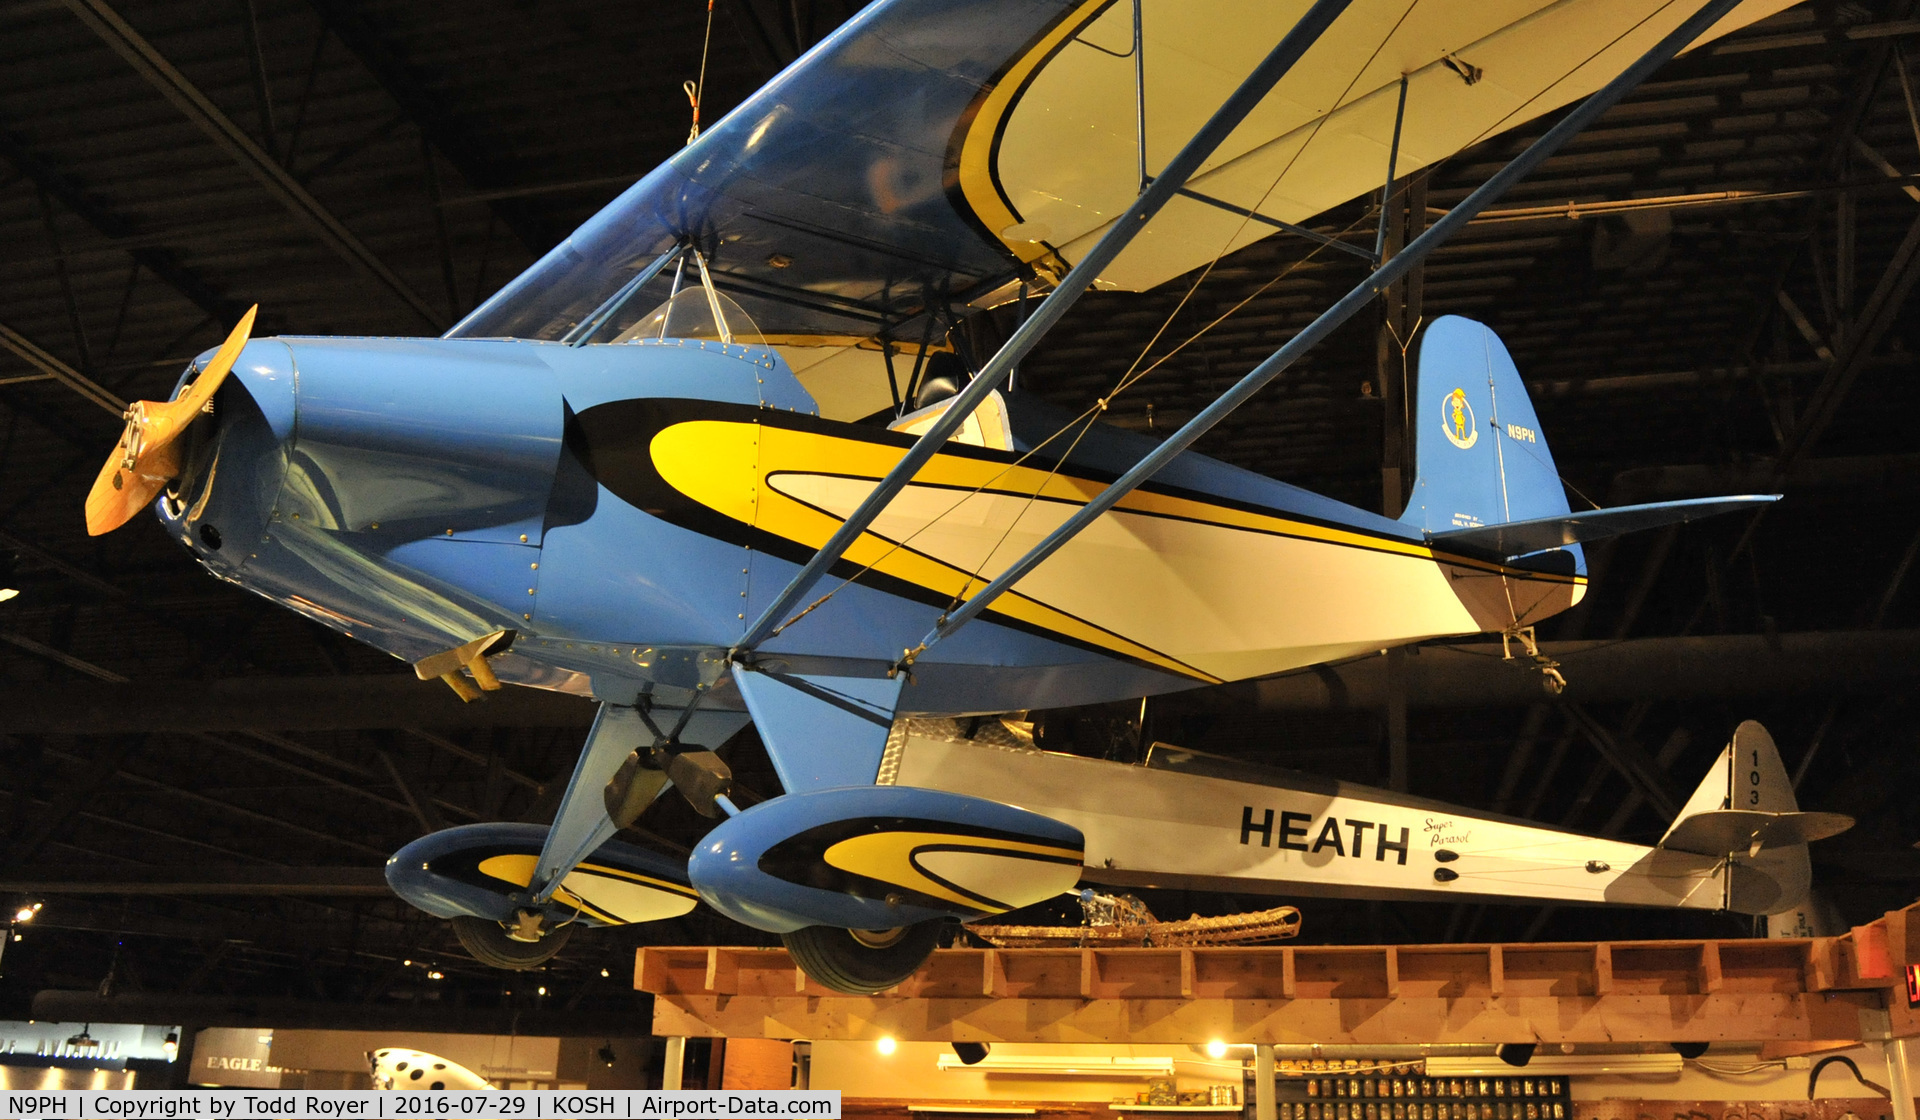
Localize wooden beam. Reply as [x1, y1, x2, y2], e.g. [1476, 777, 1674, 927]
[640, 924, 1910, 1043]
[649, 989, 1882, 1045]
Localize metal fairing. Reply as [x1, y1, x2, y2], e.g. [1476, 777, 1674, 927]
[386, 822, 698, 926]
[686, 785, 1086, 933]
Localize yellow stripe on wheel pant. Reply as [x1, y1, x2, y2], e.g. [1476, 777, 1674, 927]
[476, 854, 698, 926]
[821, 830, 1084, 914]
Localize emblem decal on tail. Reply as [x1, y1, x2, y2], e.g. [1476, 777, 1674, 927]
[1442, 388, 1478, 449]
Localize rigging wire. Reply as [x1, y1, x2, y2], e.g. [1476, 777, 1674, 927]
[1099, 0, 1424, 405]
[1111, 0, 1686, 410]
[766, 2, 1424, 638]
[771, 0, 1674, 639]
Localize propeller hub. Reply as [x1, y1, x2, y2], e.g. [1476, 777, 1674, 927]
[85, 306, 255, 537]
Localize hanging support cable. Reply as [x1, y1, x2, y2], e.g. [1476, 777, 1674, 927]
[687, 0, 715, 145]
[899, 0, 1748, 668]
[731, 0, 1358, 659]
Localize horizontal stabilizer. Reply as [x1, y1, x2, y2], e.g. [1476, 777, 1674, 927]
[1431, 495, 1778, 559]
[1659, 809, 1855, 858]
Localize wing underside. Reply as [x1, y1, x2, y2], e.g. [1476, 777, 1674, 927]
[450, 0, 1800, 420]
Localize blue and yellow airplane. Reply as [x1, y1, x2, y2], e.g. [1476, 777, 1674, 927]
[82, 0, 1799, 992]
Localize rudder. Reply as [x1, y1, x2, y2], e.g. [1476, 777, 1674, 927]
[1657, 721, 1853, 915]
[1403, 315, 1571, 535]
[1404, 317, 1776, 561]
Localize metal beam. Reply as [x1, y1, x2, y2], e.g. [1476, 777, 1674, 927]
[0, 321, 125, 414]
[377, 745, 447, 833]
[305, 0, 549, 253]
[0, 626, 129, 681]
[3, 735, 148, 867]
[1609, 453, 1920, 505]
[30, 990, 660, 1035]
[1784, 206, 1920, 466]
[1, 866, 389, 895]
[0, 128, 245, 327]
[59, 0, 445, 330]
[1168, 630, 1920, 712]
[0, 675, 599, 733]
[1557, 703, 1684, 822]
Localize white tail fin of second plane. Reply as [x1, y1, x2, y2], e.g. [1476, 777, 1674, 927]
[1658, 721, 1853, 914]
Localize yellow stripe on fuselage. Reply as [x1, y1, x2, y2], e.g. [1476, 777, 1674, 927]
[651, 419, 1219, 680]
[647, 419, 1583, 680]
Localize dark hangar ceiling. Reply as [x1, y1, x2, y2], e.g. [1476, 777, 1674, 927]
[1, 0, 1918, 1031]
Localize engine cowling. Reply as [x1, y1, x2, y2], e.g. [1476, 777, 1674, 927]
[688, 785, 1085, 933]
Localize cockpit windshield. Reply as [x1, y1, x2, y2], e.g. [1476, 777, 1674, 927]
[615, 288, 766, 348]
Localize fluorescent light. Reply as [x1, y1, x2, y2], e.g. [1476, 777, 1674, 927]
[1426, 1054, 1681, 1077]
[935, 1054, 1175, 1075]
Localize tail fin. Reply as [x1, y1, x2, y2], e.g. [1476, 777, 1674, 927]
[1403, 316, 1570, 536]
[1403, 316, 1776, 559]
[1657, 721, 1853, 915]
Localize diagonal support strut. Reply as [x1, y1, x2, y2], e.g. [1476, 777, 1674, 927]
[908, 0, 1749, 661]
[732, 0, 1358, 657]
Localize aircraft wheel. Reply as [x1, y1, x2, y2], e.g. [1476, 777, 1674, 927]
[783, 921, 943, 994]
[451, 915, 572, 970]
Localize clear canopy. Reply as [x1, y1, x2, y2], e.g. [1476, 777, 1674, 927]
[614, 287, 766, 348]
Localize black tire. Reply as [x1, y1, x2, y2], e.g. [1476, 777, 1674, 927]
[451, 915, 572, 970]
[782, 921, 943, 994]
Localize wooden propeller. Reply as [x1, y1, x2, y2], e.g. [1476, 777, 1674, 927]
[85, 306, 256, 537]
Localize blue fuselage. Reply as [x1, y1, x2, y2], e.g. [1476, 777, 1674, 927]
[165, 335, 1567, 715]
[164, 336, 1245, 712]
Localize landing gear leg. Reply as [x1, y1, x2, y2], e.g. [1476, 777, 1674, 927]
[1501, 625, 1566, 695]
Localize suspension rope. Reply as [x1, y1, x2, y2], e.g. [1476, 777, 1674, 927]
[687, 0, 716, 145]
